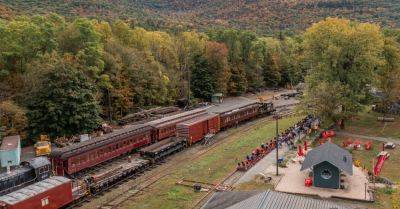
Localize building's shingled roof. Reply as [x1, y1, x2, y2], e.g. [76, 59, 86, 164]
[301, 142, 353, 175]
[202, 190, 352, 209]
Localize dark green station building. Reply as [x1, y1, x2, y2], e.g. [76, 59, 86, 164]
[301, 142, 353, 189]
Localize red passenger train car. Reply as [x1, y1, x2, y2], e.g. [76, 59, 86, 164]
[219, 103, 259, 129]
[148, 108, 207, 142]
[176, 113, 220, 145]
[207, 97, 261, 129]
[0, 176, 72, 209]
[50, 124, 152, 176]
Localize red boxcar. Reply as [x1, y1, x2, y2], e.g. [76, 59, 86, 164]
[176, 113, 220, 145]
[50, 124, 153, 176]
[0, 176, 72, 209]
[148, 108, 207, 142]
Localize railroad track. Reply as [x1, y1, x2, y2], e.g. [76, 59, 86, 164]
[74, 110, 298, 209]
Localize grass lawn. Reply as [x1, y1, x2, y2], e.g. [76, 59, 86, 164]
[234, 179, 274, 191]
[119, 116, 303, 209]
[331, 136, 400, 209]
[332, 137, 400, 183]
[374, 187, 400, 209]
[346, 107, 400, 139]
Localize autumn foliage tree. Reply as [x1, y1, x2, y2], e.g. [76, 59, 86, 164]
[205, 41, 230, 94]
[376, 38, 400, 113]
[302, 18, 385, 122]
[0, 100, 28, 138]
[5, 14, 391, 140]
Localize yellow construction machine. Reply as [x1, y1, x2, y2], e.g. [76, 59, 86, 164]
[34, 135, 51, 156]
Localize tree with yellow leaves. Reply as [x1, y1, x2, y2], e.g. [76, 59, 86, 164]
[302, 18, 385, 122]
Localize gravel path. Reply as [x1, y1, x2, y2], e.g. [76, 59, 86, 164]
[336, 131, 400, 144]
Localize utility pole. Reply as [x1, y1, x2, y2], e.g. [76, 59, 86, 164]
[275, 2, 285, 177]
[274, 113, 281, 176]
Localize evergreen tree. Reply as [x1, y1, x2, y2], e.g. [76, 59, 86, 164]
[190, 55, 214, 100]
[27, 60, 101, 139]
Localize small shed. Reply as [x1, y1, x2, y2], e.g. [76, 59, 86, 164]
[0, 135, 21, 168]
[301, 142, 353, 189]
[211, 93, 223, 104]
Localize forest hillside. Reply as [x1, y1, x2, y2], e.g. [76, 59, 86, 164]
[1, 0, 400, 33]
[0, 2, 399, 144]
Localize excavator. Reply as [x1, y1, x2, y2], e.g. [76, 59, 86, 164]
[34, 135, 51, 156]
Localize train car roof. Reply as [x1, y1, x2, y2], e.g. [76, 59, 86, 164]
[151, 112, 209, 129]
[0, 166, 31, 182]
[51, 124, 152, 158]
[26, 157, 50, 169]
[147, 108, 207, 127]
[177, 113, 218, 126]
[0, 157, 50, 181]
[207, 97, 258, 115]
[0, 176, 70, 205]
[0, 135, 20, 151]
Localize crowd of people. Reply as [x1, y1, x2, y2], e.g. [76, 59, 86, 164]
[237, 115, 318, 171]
